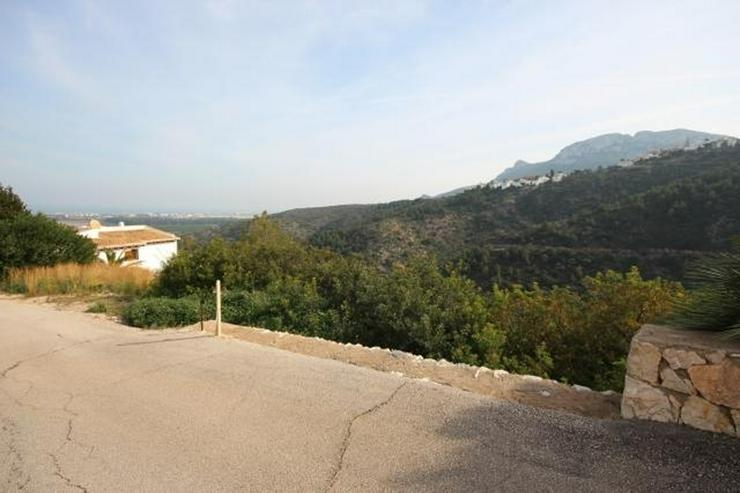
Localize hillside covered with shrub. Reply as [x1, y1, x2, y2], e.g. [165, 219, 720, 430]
[221, 144, 740, 288]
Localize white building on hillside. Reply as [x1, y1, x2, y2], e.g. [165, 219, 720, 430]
[78, 220, 179, 271]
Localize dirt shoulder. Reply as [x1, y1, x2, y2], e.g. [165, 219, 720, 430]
[0, 293, 130, 321]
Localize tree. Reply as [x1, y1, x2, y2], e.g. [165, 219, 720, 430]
[157, 237, 233, 330]
[0, 185, 96, 277]
[0, 214, 97, 276]
[0, 184, 28, 220]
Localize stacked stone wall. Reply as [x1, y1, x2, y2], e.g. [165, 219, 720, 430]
[622, 324, 740, 436]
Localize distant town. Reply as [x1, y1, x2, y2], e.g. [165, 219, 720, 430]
[50, 212, 254, 221]
[49, 212, 250, 236]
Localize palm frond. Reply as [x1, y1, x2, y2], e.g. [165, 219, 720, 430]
[669, 244, 740, 340]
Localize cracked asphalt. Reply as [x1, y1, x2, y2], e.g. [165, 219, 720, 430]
[1, 299, 739, 492]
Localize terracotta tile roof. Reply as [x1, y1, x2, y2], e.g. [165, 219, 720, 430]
[91, 227, 179, 250]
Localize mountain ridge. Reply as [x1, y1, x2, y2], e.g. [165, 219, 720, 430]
[493, 128, 729, 182]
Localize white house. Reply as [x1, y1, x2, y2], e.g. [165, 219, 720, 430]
[78, 220, 179, 271]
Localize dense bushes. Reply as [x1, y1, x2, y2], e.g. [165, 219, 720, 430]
[492, 269, 682, 390]
[145, 215, 681, 390]
[458, 244, 703, 289]
[155, 222, 503, 364]
[122, 297, 203, 328]
[325, 258, 498, 365]
[219, 280, 334, 335]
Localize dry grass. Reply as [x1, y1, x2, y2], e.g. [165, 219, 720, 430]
[5, 263, 154, 296]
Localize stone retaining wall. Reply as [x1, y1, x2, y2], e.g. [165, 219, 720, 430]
[622, 324, 740, 436]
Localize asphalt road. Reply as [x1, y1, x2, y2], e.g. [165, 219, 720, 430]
[1, 299, 739, 492]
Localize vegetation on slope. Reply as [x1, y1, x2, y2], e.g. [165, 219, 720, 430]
[220, 144, 740, 288]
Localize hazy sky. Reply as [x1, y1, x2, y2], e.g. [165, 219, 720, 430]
[1, 1, 740, 213]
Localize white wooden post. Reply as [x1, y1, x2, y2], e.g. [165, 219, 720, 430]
[216, 279, 222, 337]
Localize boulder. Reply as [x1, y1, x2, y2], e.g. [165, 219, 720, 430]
[688, 360, 740, 409]
[622, 376, 677, 423]
[659, 366, 695, 395]
[680, 396, 735, 435]
[663, 348, 706, 370]
[627, 341, 662, 384]
[705, 351, 726, 365]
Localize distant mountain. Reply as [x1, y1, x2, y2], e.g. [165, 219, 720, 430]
[494, 129, 729, 182]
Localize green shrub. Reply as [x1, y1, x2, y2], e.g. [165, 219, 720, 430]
[86, 301, 108, 313]
[492, 268, 682, 390]
[324, 257, 499, 365]
[122, 297, 202, 328]
[222, 279, 337, 336]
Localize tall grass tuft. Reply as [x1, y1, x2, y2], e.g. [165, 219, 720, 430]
[669, 239, 740, 340]
[4, 263, 154, 296]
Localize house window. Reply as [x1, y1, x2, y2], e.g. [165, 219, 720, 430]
[123, 249, 139, 261]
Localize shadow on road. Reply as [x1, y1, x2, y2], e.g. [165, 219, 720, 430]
[391, 401, 740, 492]
[116, 335, 212, 346]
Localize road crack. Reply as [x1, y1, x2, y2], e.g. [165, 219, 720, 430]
[326, 381, 408, 491]
[48, 452, 89, 492]
[1, 339, 100, 379]
[0, 361, 22, 379]
[2, 417, 31, 490]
